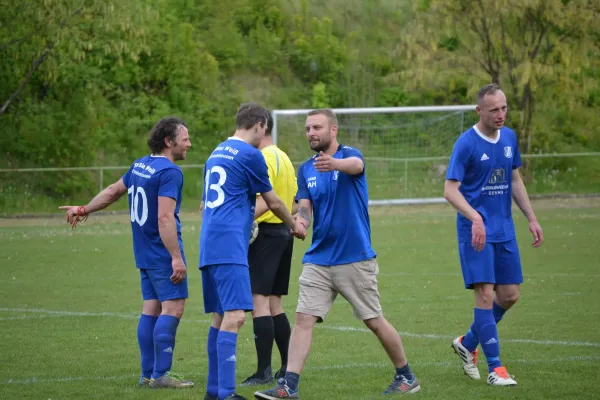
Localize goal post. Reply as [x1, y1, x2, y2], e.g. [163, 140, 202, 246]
[272, 105, 478, 206]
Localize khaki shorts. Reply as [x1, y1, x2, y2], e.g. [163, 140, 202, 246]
[296, 258, 382, 322]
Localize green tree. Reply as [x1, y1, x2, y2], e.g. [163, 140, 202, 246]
[399, 0, 600, 163]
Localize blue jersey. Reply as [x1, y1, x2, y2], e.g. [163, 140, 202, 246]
[296, 144, 376, 266]
[199, 137, 272, 268]
[122, 155, 185, 269]
[446, 126, 522, 242]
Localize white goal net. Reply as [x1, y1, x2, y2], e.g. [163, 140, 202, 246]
[272, 106, 477, 205]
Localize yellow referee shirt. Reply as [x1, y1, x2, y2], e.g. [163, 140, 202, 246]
[257, 145, 297, 224]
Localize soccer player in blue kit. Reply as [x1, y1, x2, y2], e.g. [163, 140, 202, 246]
[60, 117, 194, 388]
[444, 84, 544, 386]
[199, 103, 303, 400]
[255, 109, 420, 400]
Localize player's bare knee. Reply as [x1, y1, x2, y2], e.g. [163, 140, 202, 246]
[295, 312, 318, 329]
[252, 294, 271, 317]
[363, 316, 385, 333]
[142, 300, 161, 316]
[498, 291, 520, 308]
[232, 311, 246, 329]
[495, 284, 520, 308]
[161, 299, 185, 319]
[269, 295, 284, 315]
[211, 312, 223, 329]
[474, 284, 495, 308]
[222, 310, 246, 330]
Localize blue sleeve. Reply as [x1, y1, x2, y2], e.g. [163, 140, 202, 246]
[446, 137, 471, 182]
[296, 163, 310, 200]
[341, 146, 365, 175]
[247, 151, 273, 194]
[202, 165, 206, 202]
[158, 168, 183, 200]
[122, 166, 133, 187]
[512, 135, 522, 169]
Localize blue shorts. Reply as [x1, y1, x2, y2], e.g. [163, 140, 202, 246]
[201, 264, 253, 315]
[140, 268, 188, 302]
[458, 239, 523, 289]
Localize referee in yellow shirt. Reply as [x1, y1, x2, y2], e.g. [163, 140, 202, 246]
[241, 111, 298, 387]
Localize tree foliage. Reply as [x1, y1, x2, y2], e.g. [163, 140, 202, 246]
[398, 0, 600, 157]
[0, 0, 598, 201]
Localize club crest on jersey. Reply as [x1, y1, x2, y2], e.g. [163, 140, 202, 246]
[504, 146, 513, 158]
[333, 170, 339, 181]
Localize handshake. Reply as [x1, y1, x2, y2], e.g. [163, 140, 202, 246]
[291, 215, 308, 240]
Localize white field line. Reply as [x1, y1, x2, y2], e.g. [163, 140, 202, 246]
[0, 308, 209, 323]
[2, 308, 599, 348]
[317, 325, 600, 348]
[379, 272, 600, 278]
[2, 355, 599, 385]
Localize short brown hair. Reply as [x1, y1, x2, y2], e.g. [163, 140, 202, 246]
[307, 108, 338, 127]
[477, 83, 502, 105]
[265, 110, 273, 136]
[236, 102, 269, 130]
[147, 117, 187, 154]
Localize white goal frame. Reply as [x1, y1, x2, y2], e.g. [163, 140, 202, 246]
[271, 105, 476, 206]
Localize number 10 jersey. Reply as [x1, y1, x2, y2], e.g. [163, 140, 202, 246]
[122, 155, 185, 269]
[199, 137, 272, 268]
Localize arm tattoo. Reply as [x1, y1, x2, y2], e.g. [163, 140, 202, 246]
[298, 206, 311, 225]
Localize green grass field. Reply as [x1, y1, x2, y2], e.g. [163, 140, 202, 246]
[1, 199, 600, 400]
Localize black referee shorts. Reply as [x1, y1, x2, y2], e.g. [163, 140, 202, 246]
[248, 222, 294, 296]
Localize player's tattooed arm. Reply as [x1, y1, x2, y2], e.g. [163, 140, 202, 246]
[297, 199, 312, 229]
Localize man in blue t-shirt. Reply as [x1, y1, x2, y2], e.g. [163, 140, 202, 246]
[199, 103, 302, 400]
[445, 84, 544, 386]
[255, 109, 421, 400]
[59, 117, 194, 389]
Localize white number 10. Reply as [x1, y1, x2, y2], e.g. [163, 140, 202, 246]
[205, 166, 227, 209]
[128, 185, 148, 226]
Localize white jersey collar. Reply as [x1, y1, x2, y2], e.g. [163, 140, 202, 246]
[473, 125, 500, 144]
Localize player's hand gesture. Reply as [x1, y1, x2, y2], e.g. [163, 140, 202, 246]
[59, 206, 79, 224]
[58, 205, 88, 229]
[529, 219, 543, 247]
[471, 218, 486, 252]
[313, 151, 338, 172]
[292, 215, 307, 240]
[170, 257, 187, 284]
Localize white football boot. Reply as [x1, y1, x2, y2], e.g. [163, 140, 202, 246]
[487, 366, 517, 386]
[451, 335, 481, 379]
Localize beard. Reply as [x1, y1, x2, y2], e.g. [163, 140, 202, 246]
[172, 146, 187, 161]
[309, 138, 330, 153]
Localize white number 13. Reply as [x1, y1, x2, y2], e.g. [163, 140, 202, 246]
[205, 166, 227, 209]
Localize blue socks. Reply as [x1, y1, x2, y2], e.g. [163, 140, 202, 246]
[493, 302, 507, 323]
[137, 314, 158, 379]
[217, 330, 238, 399]
[152, 315, 180, 379]
[461, 327, 479, 352]
[396, 363, 414, 381]
[283, 371, 300, 391]
[207, 327, 219, 398]
[473, 308, 502, 372]
[462, 302, 507, 353]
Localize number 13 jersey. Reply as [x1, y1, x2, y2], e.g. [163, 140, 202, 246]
[122, 155, 185, 269]
[200, 137, 272, 268]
